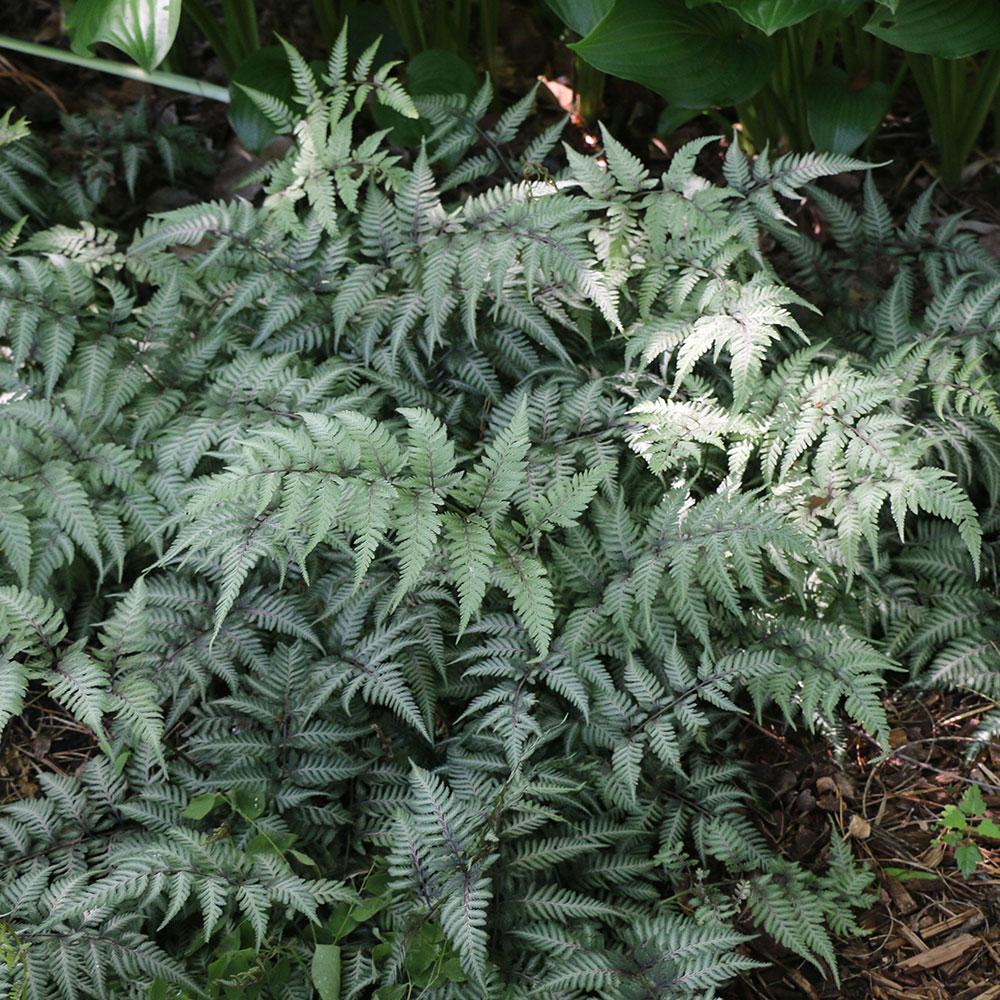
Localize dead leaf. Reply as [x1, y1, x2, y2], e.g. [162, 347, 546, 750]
[816, 774, 840, 810]
[848, 813, 872, 839]
[885, 876, 917, 915]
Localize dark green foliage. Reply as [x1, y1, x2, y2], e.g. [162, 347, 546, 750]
[5, 41, 992, 999]
[558, 0, 1000, 184]
[0, 100, 211, 235]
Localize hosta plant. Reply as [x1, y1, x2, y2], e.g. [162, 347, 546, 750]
[554, 0, 1000, 184]
[4, 37, 995, 999]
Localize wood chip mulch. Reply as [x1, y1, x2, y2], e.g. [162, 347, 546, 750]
[735, 691, 1000, 999]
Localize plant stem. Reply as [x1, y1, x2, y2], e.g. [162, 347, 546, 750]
[310, 0, 342, 47]
[479, 0, 499, 80]
[385, 0, 426, 55]
[0, 34, 230, 102]
[956, 49, 1000, 167]
[910, 52, 1000, 188]
[574, 56, 605, 124]
[184, 0, 237, 73]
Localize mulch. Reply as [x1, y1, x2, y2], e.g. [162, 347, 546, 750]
[0, 692, 99, 801]
[735, 691, 1000, 999]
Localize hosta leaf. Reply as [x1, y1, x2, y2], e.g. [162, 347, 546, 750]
[544, 0, 615, 36]
[66, 0, 182, 71]
[688, 0, 863, 35]
[865, 0, 1000, 58]
[572, 0, 774, 108]
[229, 47, 297, 153]
[806, 66, 891, 154]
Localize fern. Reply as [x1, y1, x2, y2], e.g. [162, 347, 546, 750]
[0, 40, 985, 999]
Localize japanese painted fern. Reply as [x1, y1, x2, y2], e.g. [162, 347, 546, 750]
[4, 36, 992, 999]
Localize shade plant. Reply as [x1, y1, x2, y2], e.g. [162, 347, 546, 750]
[1, 33, 998, 999]
[557, 0, 1000, 186]
[0, 0, 496, 153]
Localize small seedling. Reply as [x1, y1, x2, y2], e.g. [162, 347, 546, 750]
[936, 784, 1000, 878]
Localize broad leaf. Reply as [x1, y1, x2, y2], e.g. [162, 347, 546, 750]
[373, 49, 479, 145]
[940, 804, 968, 830]
[572, 0, 774, 108]
[806, 66, 890, 154]
[66, 0, 181, 71]
[405, 49, 479, 97]
[181, 793, 219, 820]
[229, 47, 298, 153]
[865, 0, 1000, 58]
[688, 0, 862, 35]
[959, 783, 986, 816]
[544, 0, 615, 36]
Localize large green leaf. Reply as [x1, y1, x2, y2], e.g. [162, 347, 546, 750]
[405, 49, 479, 98]
[687, 0, 862, 35]
[544, 0, 615, 36]
[373, 49, 479, 146]
[228, 46, 299, 153]
[66, 0, 181, 71]
[806, 66, 890, 153]
[572, 0, 774, 108]
[865, 0, 1000, 58]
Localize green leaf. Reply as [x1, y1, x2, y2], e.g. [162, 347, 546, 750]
[657, 105, 703, 136]
[66, 0, 182, 71]
[232, 785, 266, 820]
[456, 404, 530, 522]
[544, 0, 615, 36]
[572, 0, 774, 108]
[940, 803, 968, 830]
[229, 47, 297, 153]
[0, 486, 31, 587]
[689, 0, 862, 35]
[883, 867, 939, 881]
[806, 66, 891, 154]
[496, 547, 554, 656]
[523, 465, 609, 533]
[312, 944, 342, 1000]
[348, 895, 389, 922]
[374, 49, 479, 145]
[959, 783, 987, 817]
[954, 841, 982, 877]
[865, 0, 1000, 58]
[976, 818, 1000, 839]
[182, 793, 220, 820]
[406, 49, 478, 98]
[444, 512, 496, 635]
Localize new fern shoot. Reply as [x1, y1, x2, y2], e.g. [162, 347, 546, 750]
[1, 27, 992, 999]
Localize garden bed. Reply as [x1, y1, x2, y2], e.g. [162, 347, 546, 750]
[0, 4, 998, 999]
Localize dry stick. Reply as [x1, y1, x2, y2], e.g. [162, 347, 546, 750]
[856, 730, 1000, 796]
